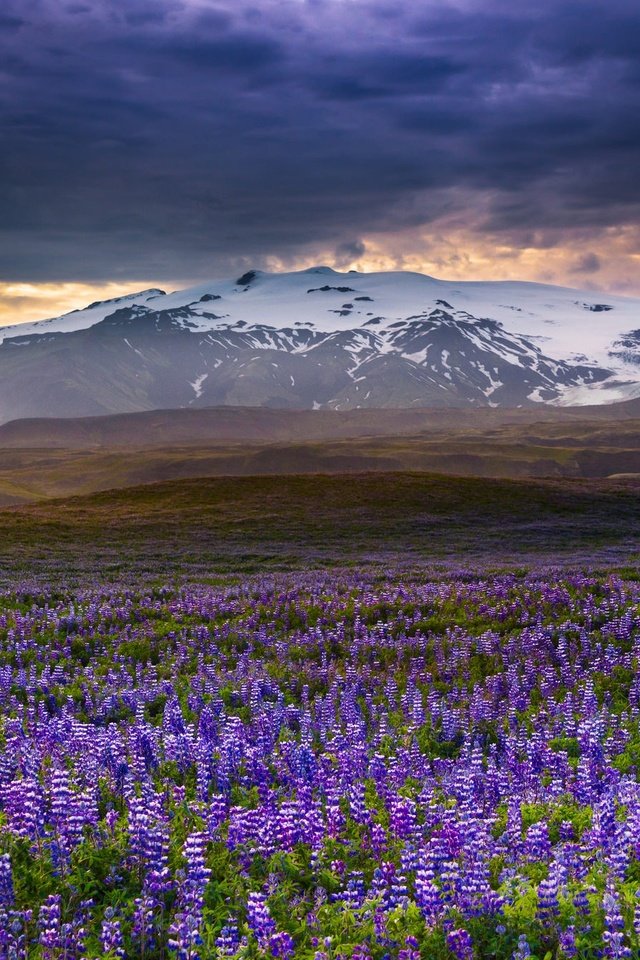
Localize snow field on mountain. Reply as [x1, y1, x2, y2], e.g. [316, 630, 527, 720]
[1, 267, 638, 410]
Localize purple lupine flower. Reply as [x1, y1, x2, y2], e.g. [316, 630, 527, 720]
[414, 868, 443, 925]
[370, 823, 387, 855]
[181, 831, 211, 910]
[447, 928, 474, 960]
[132, 895, 159, 955]
[168, 910, 204, 960]
[574, 887, 593, 918]
[602, 888, 631, 959]
[387, 870, 408, 910]
[398, 935, 420, 960]
[559, 925, 577, 958]
[537, 869, 560, 924]
[246, 891, 276, 946]
[512, 935, 532, 960]
[373, 907, 387, 941]
[269, 931, 295, 959]
[144, 821, 172, 899]
[524, 821, 552, 862]
[215, 919, 240, 956]
[168, 831, 211, 960]
[38, 895, 62, 959]
[60, 916, 88, 960]
[0, 855, 14, 908]
[339, 871, 366, 910]
[101, 909, 125, 958]
[352, 944, 372, 960]
[4, 777, 45, 841]
[559, 821, 574, 842]
[0, 909, 32, 960]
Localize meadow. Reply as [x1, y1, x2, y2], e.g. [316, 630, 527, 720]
[1, 568, 640, 958]
[0, 472, 640, 957]
[0, 472, 639, 582]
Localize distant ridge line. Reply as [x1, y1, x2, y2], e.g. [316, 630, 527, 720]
[1, 401, 640, 449]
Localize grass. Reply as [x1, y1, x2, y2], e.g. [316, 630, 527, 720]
[0, 471, 639, 582]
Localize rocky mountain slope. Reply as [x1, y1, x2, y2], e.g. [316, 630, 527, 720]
[0, 267, 638, 420]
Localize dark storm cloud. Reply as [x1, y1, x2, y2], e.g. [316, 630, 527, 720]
[334, 239, 367, 267]
[1, 0, 639, 281]
[572, 252, 602, 274]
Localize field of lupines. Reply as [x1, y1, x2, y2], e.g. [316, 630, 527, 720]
[2, 569, 640, 958]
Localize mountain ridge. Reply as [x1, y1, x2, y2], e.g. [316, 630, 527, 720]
[0, 267, 638, 420]
[3, 401, 639, 449]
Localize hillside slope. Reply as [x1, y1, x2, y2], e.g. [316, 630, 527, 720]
[1, 472, 639, 581]
[0, 405, 638, 505]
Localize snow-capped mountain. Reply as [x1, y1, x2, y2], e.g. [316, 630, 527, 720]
[0, 266, 638, 421]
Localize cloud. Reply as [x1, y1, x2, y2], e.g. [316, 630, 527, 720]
[0, 0, 639, 294]
[571, 252, 602, 275]
[333, 239, 367, 268]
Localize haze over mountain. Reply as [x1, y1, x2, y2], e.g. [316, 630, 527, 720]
[0, 267, 637, 422]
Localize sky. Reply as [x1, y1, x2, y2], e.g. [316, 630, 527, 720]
[1, 0, 640, 325]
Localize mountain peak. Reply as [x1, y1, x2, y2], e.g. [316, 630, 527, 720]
[300, 266, 340, 276]
[234, 269, 266, 287]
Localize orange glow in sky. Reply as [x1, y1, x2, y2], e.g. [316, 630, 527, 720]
[1, 224, 640, 327]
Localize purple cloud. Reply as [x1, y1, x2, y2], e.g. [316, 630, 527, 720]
[0, 0, 639, 282]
